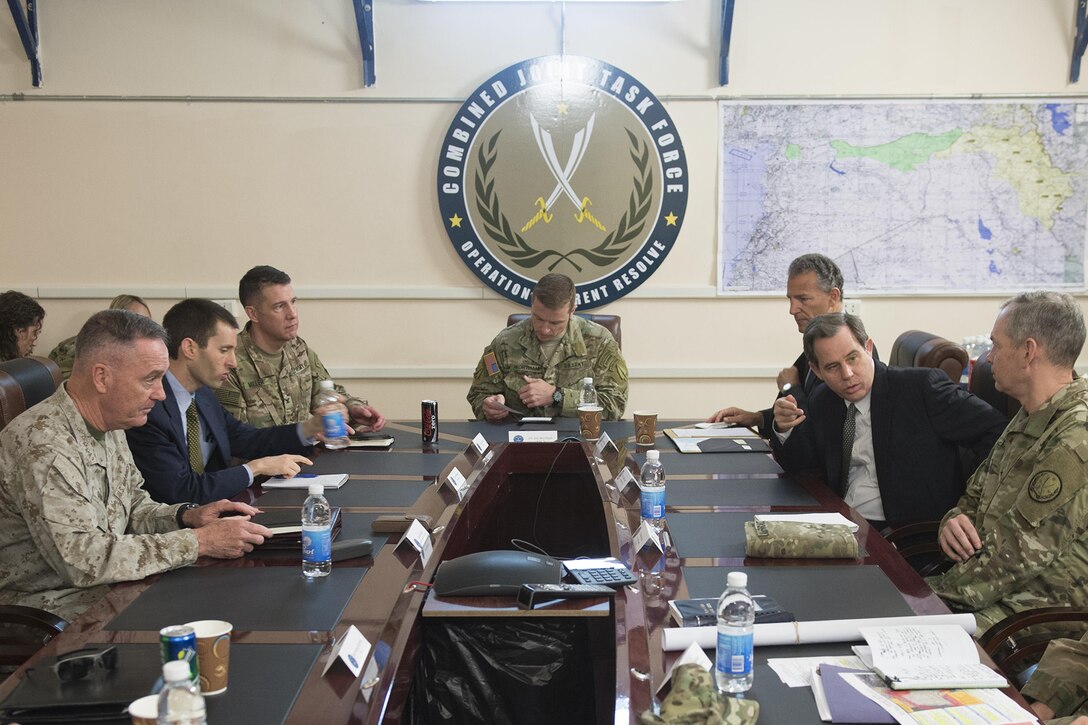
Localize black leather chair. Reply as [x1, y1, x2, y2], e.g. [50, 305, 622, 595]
[0, 605, 68, 670]
[980, 606, 1088, 687]
[969, 351, 1021, 420]
[506, 313, 622, 349]
[889, 330, 968, 383]
[0, 355, 62, 431]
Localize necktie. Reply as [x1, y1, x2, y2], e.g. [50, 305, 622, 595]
[186, 400, 204, 474]
[841, 403, 857, 488]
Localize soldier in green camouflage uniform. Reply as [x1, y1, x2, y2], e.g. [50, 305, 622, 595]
[467, 274, 628, 421]
[47, 335, 78, 379]
[926, 291, 1088, 635]
[48, 294, 151, 380]
[1022, 631, 1088, 725]
[215, 266, 384, 431]
[0, 310, 268, 622]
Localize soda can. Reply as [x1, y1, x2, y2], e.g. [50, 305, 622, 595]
[160, 624, 199, 684]
[422, 400, 439, 443]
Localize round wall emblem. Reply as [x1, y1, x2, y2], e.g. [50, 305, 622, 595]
[437, 56, 687, 309]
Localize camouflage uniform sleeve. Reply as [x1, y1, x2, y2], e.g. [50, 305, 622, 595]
[589, 336, 628, 421]
[48, 337, 77, 381]
[306, 346, 364, 409]
[25, 454, 199, 589]
[467, 343, 504, 420]
[930, 444, 1088, 611]
[216, 369, 249, 423]
[1021, 630, 1088, 720]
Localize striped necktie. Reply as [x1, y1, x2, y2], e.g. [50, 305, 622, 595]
[186, 400, 204, 474]
[841, 403, 857, 488]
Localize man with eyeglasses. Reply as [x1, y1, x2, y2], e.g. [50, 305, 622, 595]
[0, 310, 273, 623]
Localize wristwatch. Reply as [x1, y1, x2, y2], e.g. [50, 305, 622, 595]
[552, 388, 563, 406]
[175, 503, 198, 529]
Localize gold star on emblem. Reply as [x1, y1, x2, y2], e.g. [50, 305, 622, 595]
[665, 212, 679, 226]
[449, 214, 463, 228]
[557, 102, 569, 115]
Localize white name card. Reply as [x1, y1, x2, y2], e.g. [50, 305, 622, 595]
[508, 430, 558, 443]
[471, 433, 489, 455]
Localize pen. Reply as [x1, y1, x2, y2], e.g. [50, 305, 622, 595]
[274, 473, 317, 479]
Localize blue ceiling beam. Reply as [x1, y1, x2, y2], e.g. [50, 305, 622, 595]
[352, 0, 375, 87]
[7, 0, 41, 87]
[720, 0, 735, 86]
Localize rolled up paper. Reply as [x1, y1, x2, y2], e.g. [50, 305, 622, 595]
[661, 613, 977, 651]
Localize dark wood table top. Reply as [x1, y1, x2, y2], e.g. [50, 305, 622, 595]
[0, 419, 1018, 724]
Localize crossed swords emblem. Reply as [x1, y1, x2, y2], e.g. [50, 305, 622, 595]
[521, 113, 606, 233]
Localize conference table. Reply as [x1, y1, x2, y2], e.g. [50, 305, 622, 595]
[0, 417, 1012, 724]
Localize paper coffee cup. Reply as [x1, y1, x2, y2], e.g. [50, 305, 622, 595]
[633, 410, 659, 446]
[128, 694, 158, 725]
[578, 405, 603, 441]
[185, 620, 232, 695]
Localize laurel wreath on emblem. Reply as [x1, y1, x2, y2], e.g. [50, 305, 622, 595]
[474, 128, 653, 273]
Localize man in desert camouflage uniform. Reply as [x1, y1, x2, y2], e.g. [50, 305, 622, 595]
[1023, 631, 1088, 725]
[216, 265, 385, 431]
[927, 291, 1088, 634]
[0, 310, 271, 622]
[467, 273, 628, 421]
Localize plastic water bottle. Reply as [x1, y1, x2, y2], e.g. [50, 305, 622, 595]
[158, 660, 206, 724]
[639, 449, 666, 532]
[302, 482, 332, 577]
[579, 377, 598, 407]
[313, 380, 348, 450]
[715, 571, 755, 693]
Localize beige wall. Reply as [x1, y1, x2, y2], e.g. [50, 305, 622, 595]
[2, 0, 1085, 419]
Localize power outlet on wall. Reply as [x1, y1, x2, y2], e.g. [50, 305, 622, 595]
[843, 299, 862, 317]
[213, 299, 241, 318]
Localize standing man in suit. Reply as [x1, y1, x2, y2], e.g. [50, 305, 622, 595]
[216, 265, 385, 432]
[927, 291, 1088, 632]
[708, 253, 844, 436]
[771, 312, 1006, 528]
[126, 299, 332, 505]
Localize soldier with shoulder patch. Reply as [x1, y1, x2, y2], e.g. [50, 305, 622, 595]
[467, 273, 628, 421]
[216, 265, 385, 432]
[927, 291, 1088, 634]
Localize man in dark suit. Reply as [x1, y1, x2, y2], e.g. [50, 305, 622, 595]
[126, 299, 334, 505]
[770, 312, 1007, 528]
[708, 253, 844, 436]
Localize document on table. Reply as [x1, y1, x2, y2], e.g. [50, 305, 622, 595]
[672, 426, 758, 438]
[262, 473, 348, 490]
[767, 655, 867, 688]
[754, 513, 859, 532]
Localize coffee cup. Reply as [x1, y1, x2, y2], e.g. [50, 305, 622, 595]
[184, 620, 232, 695]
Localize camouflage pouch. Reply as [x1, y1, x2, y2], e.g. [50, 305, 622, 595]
[744, 520, 859, 558]
[640, 664, 760, 725]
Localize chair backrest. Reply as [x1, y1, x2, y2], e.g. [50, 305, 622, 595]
[0, 604, 68, 669]
[506, 313, 622, 349]
[889, 330, 967, 383]
[969, 351, 1021, 420]
[0, 355, 62, 432]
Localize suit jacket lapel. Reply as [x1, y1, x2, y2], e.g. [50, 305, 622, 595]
[825, 396, 848, 496]
[161, 382, 187, 457]
[195, 388, 228, 465]
[870, 362, 891, 484]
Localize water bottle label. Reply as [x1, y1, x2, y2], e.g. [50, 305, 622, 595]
[716, 631, 753, 676]
[322, 410, 346, 439]
[303, 524, 332, 563]
[640, 487, 665, 519]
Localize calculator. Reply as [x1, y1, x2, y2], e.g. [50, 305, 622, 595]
[564, 562, 638, 588]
